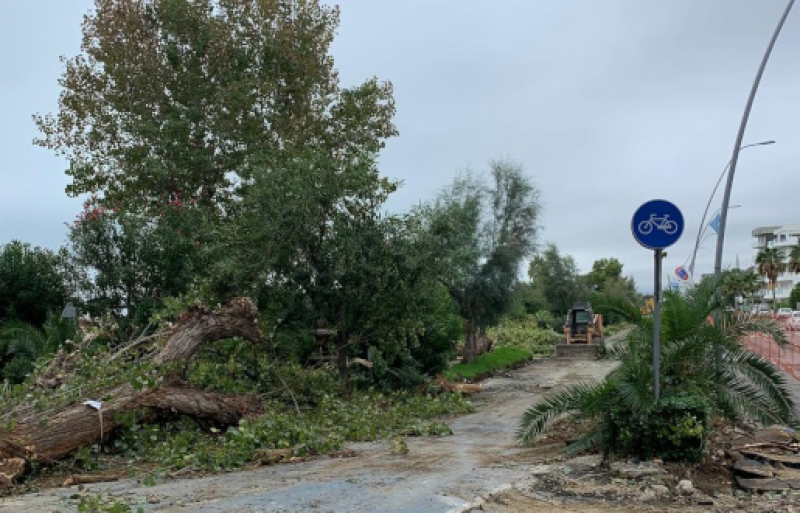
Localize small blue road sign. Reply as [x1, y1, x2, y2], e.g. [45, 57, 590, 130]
[632, 200, 684, 250]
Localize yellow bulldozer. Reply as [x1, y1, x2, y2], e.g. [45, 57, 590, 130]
[555, 301, 604, 357]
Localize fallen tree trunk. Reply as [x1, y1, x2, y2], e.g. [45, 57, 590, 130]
[0, 297, 263, 464]
[153, 297, 262, 366]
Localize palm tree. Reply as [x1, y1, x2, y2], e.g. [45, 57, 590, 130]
[0, 313, 74, 383]
[720, 267, 761, 310]
[756, 247, 785, 312]
[517, 280, 796, 461]
[787, 242, 800, 274]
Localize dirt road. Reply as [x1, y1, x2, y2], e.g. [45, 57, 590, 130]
[0, 354, 617, 512]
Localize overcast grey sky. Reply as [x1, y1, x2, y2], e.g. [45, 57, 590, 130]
[2, 1, 799, 292]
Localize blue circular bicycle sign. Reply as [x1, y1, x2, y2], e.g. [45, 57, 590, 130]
[631, 199, 684, 250]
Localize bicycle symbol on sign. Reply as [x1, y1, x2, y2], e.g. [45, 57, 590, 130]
[637, 213, 678, 236]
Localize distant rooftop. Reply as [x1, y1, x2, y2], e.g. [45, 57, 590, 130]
[752, 226, 781, 237]
[752, 225, 800, 237]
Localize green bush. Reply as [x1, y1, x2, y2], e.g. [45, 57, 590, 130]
[445, 347, 532, 380]
[0, 241, 67, 327]
[487, 315, 560, 357]
[607, 395, 709, 462]
[362, 285, 462, 390]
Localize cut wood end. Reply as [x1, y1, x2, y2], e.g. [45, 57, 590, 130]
[0, 457, 27, 487]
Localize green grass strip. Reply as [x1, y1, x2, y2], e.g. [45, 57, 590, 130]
[445, 347, 533, 380]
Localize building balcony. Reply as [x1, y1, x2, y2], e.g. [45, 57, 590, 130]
[777, 242, 799, 249]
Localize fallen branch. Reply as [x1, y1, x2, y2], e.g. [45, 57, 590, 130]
[62, 473, 122, 487]
[0, 297, 263, 471]
[435, 376, 482, 395]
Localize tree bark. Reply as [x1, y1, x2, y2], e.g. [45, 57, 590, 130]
[463, 319, 476, 363]
[0, 297, 263, 464]
[336, 330, 350, 389]
[153, 296, 261, 366]
[773, 277, 778, 313]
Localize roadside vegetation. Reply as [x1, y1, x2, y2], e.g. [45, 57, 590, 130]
[445, 347, 533, 381]
[518, 279, 797, 463]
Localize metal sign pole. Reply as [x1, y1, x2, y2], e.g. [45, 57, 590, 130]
[653, 249, 662, 401]
[631, 199, 683, 402]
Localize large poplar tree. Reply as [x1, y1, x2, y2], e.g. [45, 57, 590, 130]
[35, 0, 398, 324]
[35, 0, 396, 214]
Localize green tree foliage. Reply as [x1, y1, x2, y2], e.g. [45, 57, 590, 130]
[756, 247, 785, 311]
[789, 283, 800, 311]
[787, 242, 800, 274]
[35, 0, 396, 215]
[584, 258, 624, 290]
[36, 0, 405, 358]
[423, 161, 541, 361]
[206, 148, 455, 386]
[0, 241, 67, 327]
[527, 243, 586, 319]
[583, 257, 639, 324]
[518, 280, 797, 461]
[369, 283, 462, 388]
[67, 201, 208, 326]
[719, 267, 761, 309]
[487, 315, 560, 357]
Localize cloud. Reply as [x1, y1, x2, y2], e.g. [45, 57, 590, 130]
[3, 0, 799, 293]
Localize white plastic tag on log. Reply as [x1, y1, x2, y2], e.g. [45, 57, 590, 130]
[83, 400, 102, 410]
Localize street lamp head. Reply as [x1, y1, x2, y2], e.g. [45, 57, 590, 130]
[759, 140, 776, 145]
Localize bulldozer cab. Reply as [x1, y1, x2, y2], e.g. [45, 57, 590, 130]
[570, 309, 591, 336]
[557, 301, 604, 358]
[566, 302, 593, 342]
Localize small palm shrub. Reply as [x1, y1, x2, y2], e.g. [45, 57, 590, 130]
[518, 279, 797, 462]
[0, 312, 76, 383]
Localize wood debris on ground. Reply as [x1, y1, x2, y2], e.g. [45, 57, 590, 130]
[729, 425, 800, 491]
[435, 376, 482, 395]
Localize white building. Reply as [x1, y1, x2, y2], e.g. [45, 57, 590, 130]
[752, 224, 800, 302]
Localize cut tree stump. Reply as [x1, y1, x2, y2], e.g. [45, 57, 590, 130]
[0, 297, 263, 473]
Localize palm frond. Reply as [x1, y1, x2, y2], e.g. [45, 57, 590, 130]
[517, 381, 611, 444]
[724, 315, 788, 348]
[615, 371, 653, 414]
[0, 322, 45, 359]
[715, 369, 792, 427]
[594, 295, 643, 325]
[563, 426, 604, 455]
[722, 346, 797, 426]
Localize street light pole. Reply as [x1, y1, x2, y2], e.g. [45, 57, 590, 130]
[714, 0, 795, 278]
[689, 201, 745, 276]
